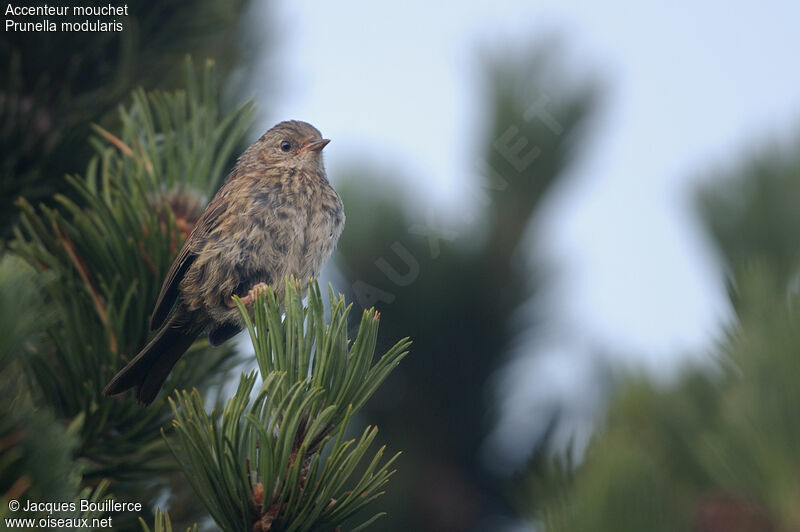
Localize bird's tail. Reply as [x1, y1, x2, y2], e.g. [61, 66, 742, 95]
[103, 318, 199, 404]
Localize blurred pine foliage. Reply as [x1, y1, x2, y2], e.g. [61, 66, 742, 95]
[536, 139, 800, 532]
[332, 49, 600, 530]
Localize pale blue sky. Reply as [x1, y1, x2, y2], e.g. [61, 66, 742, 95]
[247, 0, 800, 468]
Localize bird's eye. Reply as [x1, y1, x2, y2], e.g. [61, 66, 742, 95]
[280, 141, 292, 152]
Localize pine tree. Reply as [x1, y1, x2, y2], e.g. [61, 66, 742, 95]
[331, 48, 598, 529]
[7, 59, 252, 529]
[533, 136, 800, 531]
[4, 58, 411, 532]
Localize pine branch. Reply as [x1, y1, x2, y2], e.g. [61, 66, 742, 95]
[166, 278, 411, 532]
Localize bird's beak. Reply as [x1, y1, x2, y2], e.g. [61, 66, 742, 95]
[297, 138, 330, 154]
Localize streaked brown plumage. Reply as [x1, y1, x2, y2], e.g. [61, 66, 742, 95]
[103, 120, 345, 404]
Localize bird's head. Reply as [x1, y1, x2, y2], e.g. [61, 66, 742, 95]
[249, 120, 330, 174]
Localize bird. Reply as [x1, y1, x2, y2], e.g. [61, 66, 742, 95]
[103, 120, 345, 404]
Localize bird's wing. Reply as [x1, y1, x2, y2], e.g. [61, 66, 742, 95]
[149, 188, 232, 330]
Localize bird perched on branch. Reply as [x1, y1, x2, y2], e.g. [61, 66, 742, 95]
[104, 120, 345, 404]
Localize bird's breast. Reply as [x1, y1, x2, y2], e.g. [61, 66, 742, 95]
[243, 176, 344, 285]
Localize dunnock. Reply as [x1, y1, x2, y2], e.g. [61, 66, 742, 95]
[104, 120, 345, 404]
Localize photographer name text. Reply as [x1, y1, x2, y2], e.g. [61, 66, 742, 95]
[5, 497, 143, 529]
